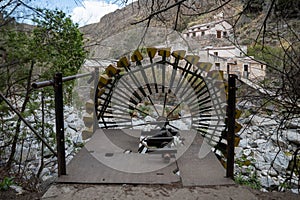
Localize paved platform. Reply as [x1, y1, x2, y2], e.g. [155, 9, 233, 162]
[57, 129, 233, 186]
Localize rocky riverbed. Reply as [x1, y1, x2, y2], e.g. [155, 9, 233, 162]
[1, 101, 299, 194]
[0, 104, 85, 192]
[234, 100, 300, 193]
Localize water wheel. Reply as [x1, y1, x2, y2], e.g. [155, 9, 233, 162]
[81, 47, 227, 158]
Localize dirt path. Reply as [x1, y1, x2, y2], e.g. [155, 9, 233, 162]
[41, 184, 299, 200]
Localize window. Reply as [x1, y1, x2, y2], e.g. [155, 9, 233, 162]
[223, 31, 227, 37]
[192, 32, 196, 37]
[214, 52, 218, 56]
[261, 65, 264, 70]
[227, 64, 230, 74]
[216, 30, 221, 38]
[215, 63, 220, 70]
[244, 64, 249, 78]
[201, 31, 205, 36]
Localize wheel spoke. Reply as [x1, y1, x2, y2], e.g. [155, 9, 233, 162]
[162, 92, 168, 117]
[94, 49, 226, 149]
[147, 95, 160, 117]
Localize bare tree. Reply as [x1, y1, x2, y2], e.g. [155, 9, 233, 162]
[0, 0, 86, 190]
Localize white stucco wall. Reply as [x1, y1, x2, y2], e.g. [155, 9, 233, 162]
[184, 20, 233, 39]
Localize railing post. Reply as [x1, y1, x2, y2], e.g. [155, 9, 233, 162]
[32, 71, 93, 176]
[93, 67, 99, 132]
[54, 72, 66, 176]
[226, 74, 236, 179]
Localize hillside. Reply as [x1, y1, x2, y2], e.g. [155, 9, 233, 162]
[80, 0, 299, 57]
[79, 0, 240, 57]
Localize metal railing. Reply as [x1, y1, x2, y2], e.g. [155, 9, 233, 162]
[31, 71, 96, 176]
[0, 70, 237, 179]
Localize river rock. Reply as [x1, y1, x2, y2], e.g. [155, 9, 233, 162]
[255, 161, 271, 171]
[285, 119, 300, 129]
[237, 100, 256, 110]
[253, 153, 268, 169]
[15, 146, 38, 163]
[72, 135, 83, 146]
[260, 175, 276, 188]
[243, 149, 252, 157]
[251, 125, 260, 131]
[144, 115, 156, 122]
[249, 131, 261, 140]
[241, 165, 250, 175]
[256, 139, 268, 145]
[256, 140, 276, 153]
[251, 115, 278, 127]
[40, 167, 51, 177]
[68, 122, 78, 130]
[239, 117, 251, 124]
[65, 127, 77, 136]
[65, 113, 77, 123]
[10, 185, 24, 195]
[284, 129, 300, 145]
[235, 147, 243, 157]
[270, 134, 288, 148]
[41, 174, 56, 185]
[291, 189, 299, 194]
[170, 120, 189, 130]
[239, 138, 250, 148]
[261, 169, 278, 177]
[264, 151, 290, 172]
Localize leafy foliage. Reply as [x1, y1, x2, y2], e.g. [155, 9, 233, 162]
[247, 44, 284, 72]
[235, 171, 262, 190]
[0, 177, 14, 191]
[0, 8, 87, 187]
[275, 0, 300, 18]
[243, 0, 264, 14]
[32, 9, 87, 78]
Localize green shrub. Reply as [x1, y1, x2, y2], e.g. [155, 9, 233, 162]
[235, 171, 261, 190]
[0, 177, 14, 191]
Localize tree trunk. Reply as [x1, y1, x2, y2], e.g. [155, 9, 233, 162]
[6, 61, 34, 169]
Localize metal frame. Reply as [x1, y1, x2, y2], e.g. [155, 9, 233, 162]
[0, 67, 237, 178]
[226, 74, 237, 178]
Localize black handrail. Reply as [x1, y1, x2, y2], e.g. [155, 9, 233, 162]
[31, 71, 95, 176]
[32, 72, 93, 89]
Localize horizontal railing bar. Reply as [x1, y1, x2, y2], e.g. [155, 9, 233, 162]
[32, 72, 93, 89]
[62, 72, 93, 82]
[32, 80, 54, 89]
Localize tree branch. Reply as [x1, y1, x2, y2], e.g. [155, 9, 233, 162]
[131, 0, 187, 25]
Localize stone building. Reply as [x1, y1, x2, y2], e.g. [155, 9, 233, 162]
[199, 46, 266, 81]
[183, 20, 233, 40]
